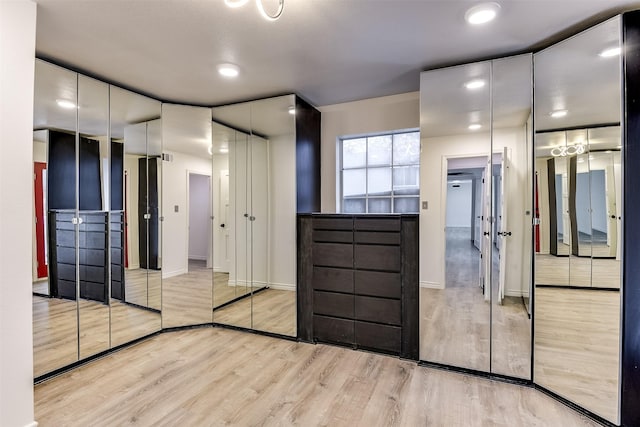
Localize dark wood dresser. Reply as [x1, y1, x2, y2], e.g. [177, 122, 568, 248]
[298, 214, 419, 359]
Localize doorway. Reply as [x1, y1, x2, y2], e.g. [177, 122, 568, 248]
[187, 172, 212, 273]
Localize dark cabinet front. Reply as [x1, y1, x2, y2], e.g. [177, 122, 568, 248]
[298, 214, 419, 359]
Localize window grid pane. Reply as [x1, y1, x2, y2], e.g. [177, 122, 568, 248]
[341, 130, 420, 213]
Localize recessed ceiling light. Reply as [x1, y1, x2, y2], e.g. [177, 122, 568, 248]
[465, 3, 501, 25]
[224, 0, 249, 8]
[56, 99, 76, 109]
[217, 63, 240, 78]
[469, 124, 482, 130]
[464, 79, 486, 90]
[550, 110, 568, 118]
[220, 147, 229, 153]
[599, 47, 621, 58]
[288, 106, 296, 115]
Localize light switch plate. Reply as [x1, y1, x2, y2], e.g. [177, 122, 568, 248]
[174, 205, 179, 213]
[422, 201, 428, 210]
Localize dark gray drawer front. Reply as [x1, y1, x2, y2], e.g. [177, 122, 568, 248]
[57, 280, 76, 298]
[80, 249, 105, 267]
[81, 213, 107, 224]
[57, 247, 76, 264]
[354, 218, 400, 232]
[354, 231, 400, 245]
[54, 212, 75, 222]
[313, 230, 353, 243]
[81, 222, 106, 232]
[56, 229, 75, 247]
[79, 231, 106, 249]
[313, 217, 353, 230]
[313, 291, 354, 319]
[56, 221, 75, 230]
[111, 233, 122, 247]
[80, 265, 105, 283]
[355, 270, 401, 298]
[111, 247, 122, 262]
[355, 295, 401, 325]
[355, 321, 401, 353]
[354, 245, 401, 271]
[313, 267, 353, 293]
[58, 264, 76, 281]
[313, 243, 353, 268]
[314, 315, 354, 344]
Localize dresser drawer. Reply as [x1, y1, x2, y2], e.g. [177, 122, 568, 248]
[354, 245, 400, 271]
[354, 231, 400, 245]
[314, 315, 354, 344]
[355, 321, 401, 353]
[313, 291, 354, 319]
[313, 217, 353, 231]
[313, 230, 353, 243]
[313, 267, 353, 293]
[354, 218, 400, 232]
[313, 243, 353, 268]
[355, 270, 401, 298]
[355, 295, 401, 325]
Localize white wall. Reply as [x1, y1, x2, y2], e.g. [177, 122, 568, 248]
[161, 150, 212, 278]
[445, 181, 472, 227]
[0, 2, 37, 426]
[420, 127, 530, 297]
[188, 173, 211, 260]
[211, 154, 228, 271]
[318, 92, 419, 212]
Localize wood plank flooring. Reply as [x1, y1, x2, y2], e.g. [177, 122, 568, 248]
[535, 254, 620, 288]
[34, 327, 599, 427]
[534, 286, 620, 424]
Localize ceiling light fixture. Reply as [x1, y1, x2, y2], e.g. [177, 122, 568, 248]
[599, 46, 621, 58]
[550, 109, 568, 118]
[288, 106, 296, 115]
[217, 63, 240, 78]
[56, 99, 76, 109]
[469, 124, 482, 130]
[465, 3, 501, 25]
[465, 79, 485, 90]
[225, 0, 284, 21]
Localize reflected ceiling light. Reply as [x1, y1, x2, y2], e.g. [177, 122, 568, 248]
[550, 143, 585, 157]
[217, 63, 240, 78]
[224, 0, 249, 8]
[465, 2, 501, 25]
[550, 109, 568, 118]
[208, 145, 213, 155]
[225, 0, 284, 21]
[464, 79, 485, 90]
[288, 106, 296, 115]
[599, 46, 621, 58]
[56, 99, 76, 109]
[220, 147, 229, 153]
[468, 124, 482, 130]
[606, 150, 612, 153]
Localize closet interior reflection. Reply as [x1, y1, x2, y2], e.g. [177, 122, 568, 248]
[419, 54, 532, 379]
[533, 16, 621, 424]
[32, 60, 162, 378]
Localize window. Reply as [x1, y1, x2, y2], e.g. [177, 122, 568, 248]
[340, 130, 420, 213]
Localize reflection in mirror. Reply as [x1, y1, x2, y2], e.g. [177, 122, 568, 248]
[490, 54, 532, 379]
[533, 16, 621, 424]
[109, 86, 162, 347]
[212, 95, 297, 336]
[160, 104, 213, 328]
[32, 60, 79, 377]
[419, 61, 492, 372]
[77, 74, 110, 359]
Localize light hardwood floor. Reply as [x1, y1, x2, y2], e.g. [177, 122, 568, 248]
[535, 254, 620, 288]
[534, 286, 620, 424]
[34, 327, 599, 427]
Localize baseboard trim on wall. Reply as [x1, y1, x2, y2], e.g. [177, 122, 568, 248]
[420, 281, 444, 289]
[24, 422, 38, 427]
[268, 282, 296, 291]
[162, 268, 187, 279]
[505, 290, 529, 298]
[187, 255, 207, 261]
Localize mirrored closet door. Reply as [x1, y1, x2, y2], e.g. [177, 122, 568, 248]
[419, 54, 532, 379]
[533, 16, 622, 424]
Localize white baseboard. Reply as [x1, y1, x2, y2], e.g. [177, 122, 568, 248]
[505, 289, 530, 298]
[213, 266, 227, 272]
[188, 255, 207, 261]
[268, 282, 296, 291]
[162, 268, 187, 279]
[227, 280, 293, 291]
[129, 263, 140, 270]
[420, 281, 444, 289]
[25, 422, 38, 427]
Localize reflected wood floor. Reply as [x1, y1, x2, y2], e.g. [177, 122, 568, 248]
[534, 254, 620, 288]
[34, 327, 599, 427]
[214, 288, 297, 336]
[420, 228, 531, 378]
[534, 287, 620, 424]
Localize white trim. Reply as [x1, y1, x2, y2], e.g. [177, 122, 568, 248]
[162, 268, 187, 279]
[188, 255, 207, 261]
[213, 266, 227, 272]
[420, 281, 444, 289]
[128, 263, 140, 270]
[24, 422, 38, 427]
[268, 282, 296, 291]
[505, 289, 529, 298]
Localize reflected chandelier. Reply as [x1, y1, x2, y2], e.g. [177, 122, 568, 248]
[224, 0, 284, 21]
[550, 143, 585, 157]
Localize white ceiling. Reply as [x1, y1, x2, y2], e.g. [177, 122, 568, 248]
[34, 0, 640, 107]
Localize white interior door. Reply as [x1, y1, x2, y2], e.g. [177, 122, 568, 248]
[481, 161, 491, 301]
[498, 148, 509, 303]
[605, 161, 617, 257]
[614, 152, 622, 261]
[474, 178, 482, 249]
[220, 170, 231, 273]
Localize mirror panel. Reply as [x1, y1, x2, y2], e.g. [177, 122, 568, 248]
[419, 61, 492, 372]
[160, 104, 213, 328]
[490, 54, 533, 379]
[109, 86, 162, 347]
[77, 74, 110, 359]
[533, 16, 622, 424]
[32, 60, 79, 377]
